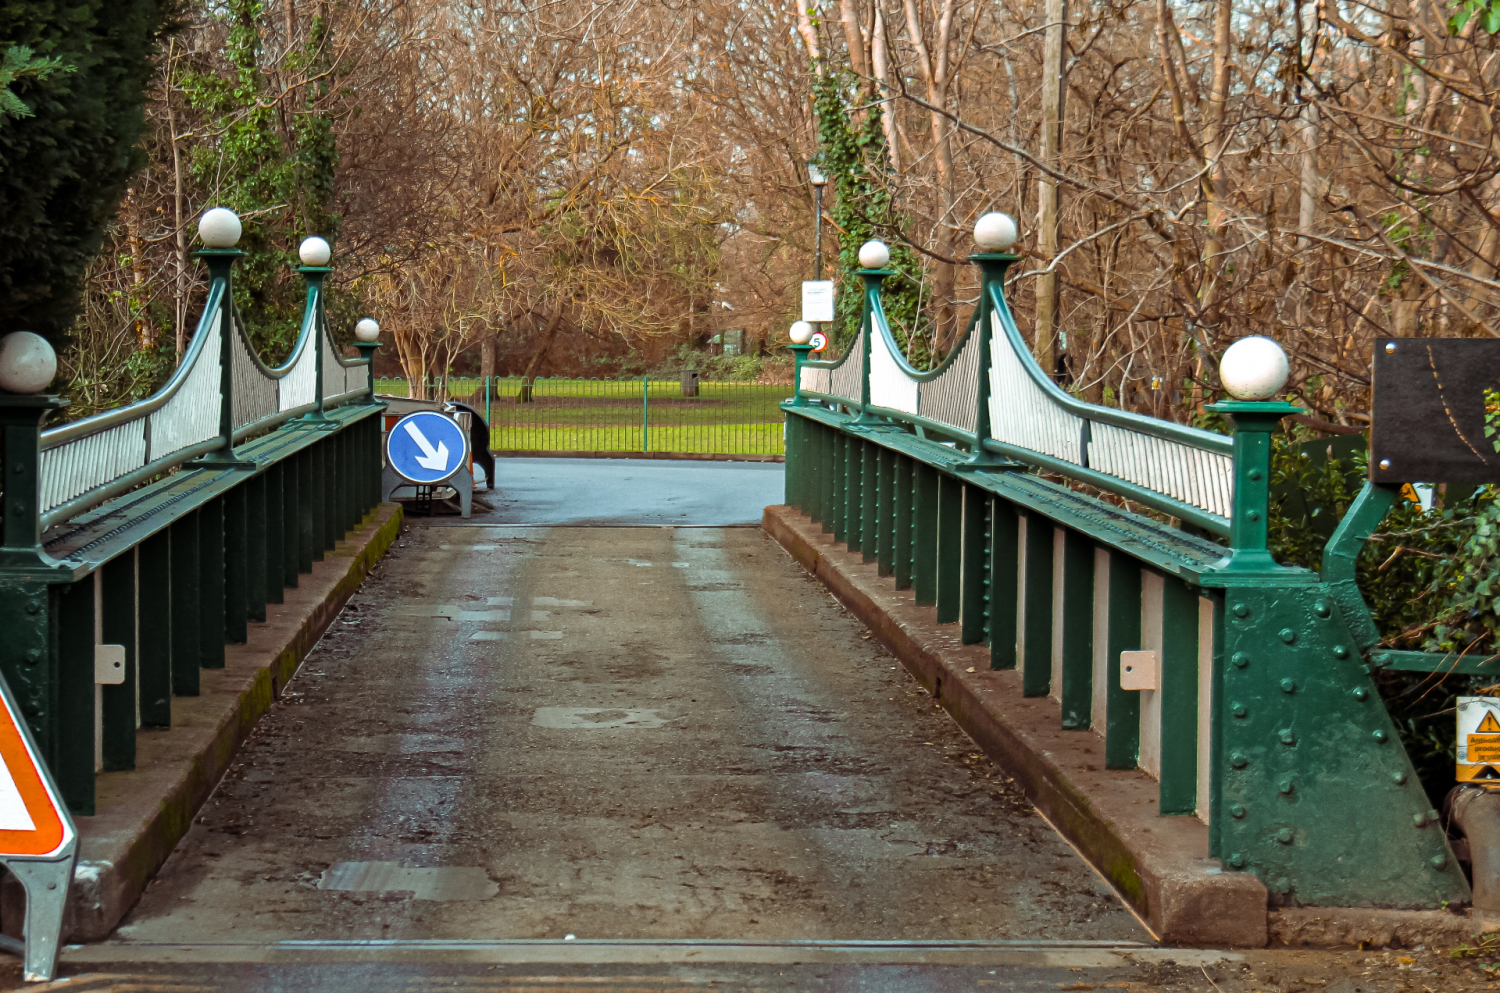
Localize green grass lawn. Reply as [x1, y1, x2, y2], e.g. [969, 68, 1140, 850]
[377, 378, 789, 454]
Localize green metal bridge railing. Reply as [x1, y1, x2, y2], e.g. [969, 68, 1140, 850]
[781, 221, 1470, 911]
[0, 216, 386, 818]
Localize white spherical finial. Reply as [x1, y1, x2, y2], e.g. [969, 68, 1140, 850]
[299, 236, 332, 267]
[789, 320, 814, 345]
[974, 212, 1018, 252]
[858, 240, 890, 270]
[0, 332, 57, 394]
[355, 318, 380, 342]
[1219, 336, 1290, 400]
[198, 207, 242, 248]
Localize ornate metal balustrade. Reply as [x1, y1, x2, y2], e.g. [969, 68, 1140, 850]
[0, 219, 386, 819]
[781, 221, 1469, 913]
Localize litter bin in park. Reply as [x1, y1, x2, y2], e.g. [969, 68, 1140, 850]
[681, 370, 700, 397]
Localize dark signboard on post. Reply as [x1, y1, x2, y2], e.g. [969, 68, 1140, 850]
[1371, 337, 1500, 483]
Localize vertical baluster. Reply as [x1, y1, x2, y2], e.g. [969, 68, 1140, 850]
[247, 473, 268, 622]
[876, 446, 894, 577]
[1020, 512, 1052, 697]
[139, 530, 172, 727]
[989, 499, 1019, 669]
[1159, 576, 1202, 815]
[935, 474, 963, 623]
[912, 462, 939, 606]
[199, 498, 226, 668]
[298, 449, 315, 575]
[844, 436, 862, 552]
[57, 576, 95, 815]
[1101, 551, 1141, 769]
[960, 484, 988, 644]
[170, 511, 200, 696]
[101, 551, 136, 771]
[893, 454, 913, 590]
[224, 485, 248, 643]
[830, 431, 845, 541]
[860, 441, 877, 564]
[1059, 529, 1094, 729]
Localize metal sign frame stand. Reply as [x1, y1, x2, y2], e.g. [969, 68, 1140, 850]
[3, 848, 75, 981]
[0, 668, 77, 982]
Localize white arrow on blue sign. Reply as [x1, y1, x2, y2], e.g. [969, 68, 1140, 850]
[385, 411, 470, 485]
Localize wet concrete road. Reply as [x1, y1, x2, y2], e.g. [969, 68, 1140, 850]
[476, 458, 786, 526]
[109, 522, 1138, 943]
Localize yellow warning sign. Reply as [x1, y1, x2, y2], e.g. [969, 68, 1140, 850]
[1470, 737, 1500, 762]
[1459, 698, 1500, 789]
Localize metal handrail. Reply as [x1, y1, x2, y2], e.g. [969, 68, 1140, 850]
[38, 279, 227, 451]
[986, 280, 1232, 456]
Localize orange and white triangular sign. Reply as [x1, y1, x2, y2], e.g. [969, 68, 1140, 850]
[0, 678, 72, 859]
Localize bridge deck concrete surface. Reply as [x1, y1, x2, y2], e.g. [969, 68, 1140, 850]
[13, 461, 1493, 989]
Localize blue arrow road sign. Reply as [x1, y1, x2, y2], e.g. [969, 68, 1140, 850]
[386, 411, 470, 485]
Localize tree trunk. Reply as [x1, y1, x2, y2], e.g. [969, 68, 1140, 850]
[1202, 0, 1233, 319]
[480, 332, 497, 380]
[1034, 0, 1067, 377]
[518, 296, 567, 402]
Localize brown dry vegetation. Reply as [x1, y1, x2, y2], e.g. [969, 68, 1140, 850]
[63, 0, 1500, 421]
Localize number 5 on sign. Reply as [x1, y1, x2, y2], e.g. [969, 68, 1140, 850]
[0, 671, 76, 981]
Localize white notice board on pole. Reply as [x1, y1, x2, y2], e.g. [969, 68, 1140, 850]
[802, 281, 834, 323]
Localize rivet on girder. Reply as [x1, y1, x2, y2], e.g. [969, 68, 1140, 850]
[1372, 730, 1389, 743]
[1231, 752, 1249, 768]
[1352, 686, 1368, 700]
[1279, 779, 1294, 794]
[1431, 855, 1447, 870]
[1314, 601, 1331, 618]
[1248, 469, 1263, 481]
[1412, 813, 1428, 828]
[1428, 808, 1440, 822]
[1233, 603, 1250, 618]
[1276, 828, 1294, 844]
[1232, 703, 1248, 718]
[1232, 653, 1250, 668]
[1230, 804, 1246, 819]
[1334, 645, 1350, 659]
[24, 649, 39, 665]
[1229, 853, 1247, 869]
[1280, 628, 1297, 644]
[24, 599, 40, 615]
[1279, 730, 1296, 746]
[1280, 678, 1297, 693]
[1392, 771, 1408, 785]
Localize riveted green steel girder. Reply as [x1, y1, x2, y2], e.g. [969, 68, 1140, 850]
[1216, 581, 1469, 908]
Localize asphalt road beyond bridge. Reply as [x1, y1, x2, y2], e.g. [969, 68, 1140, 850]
[19, 461, 1491, 990]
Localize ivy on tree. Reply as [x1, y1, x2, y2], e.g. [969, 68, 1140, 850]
[178, 0, 341, 361]
[810, 66, 935, 367]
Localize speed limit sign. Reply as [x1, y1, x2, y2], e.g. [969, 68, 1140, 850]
[809, 331, 829, 353]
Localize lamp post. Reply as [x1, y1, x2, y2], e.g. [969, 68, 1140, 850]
[808, 161, 828, 282]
